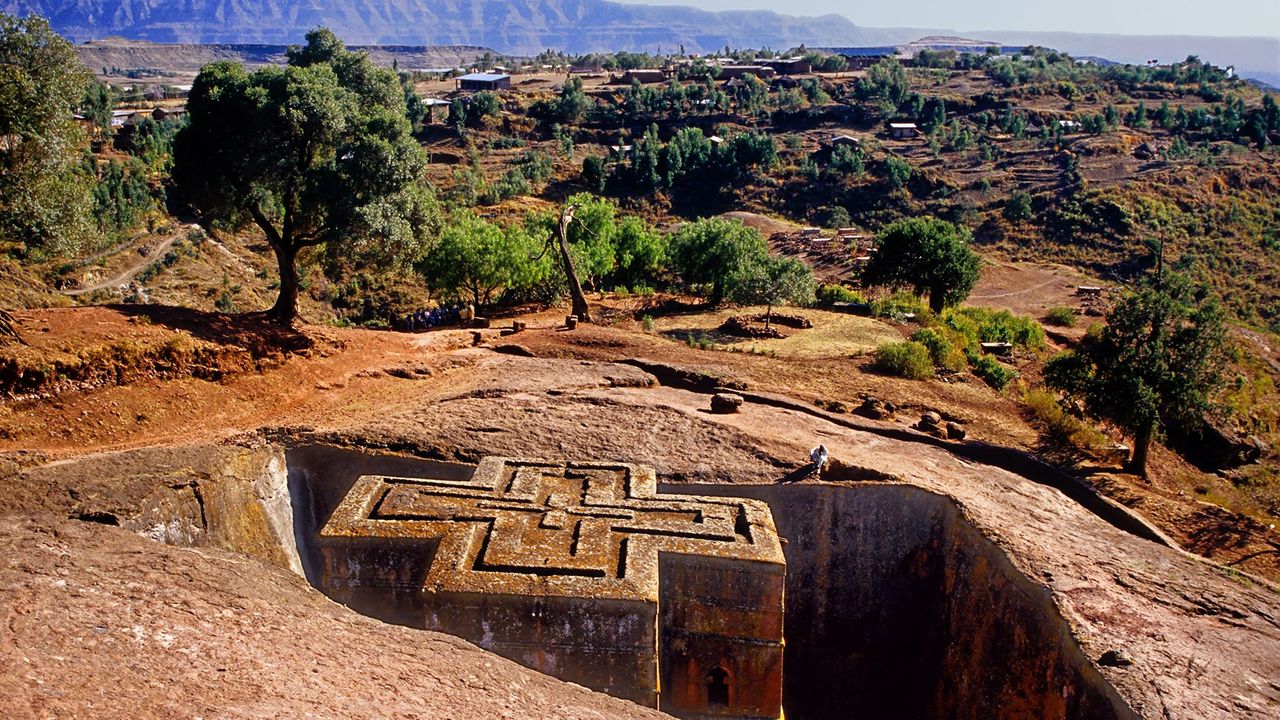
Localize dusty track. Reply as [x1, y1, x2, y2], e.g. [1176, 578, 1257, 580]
[63, 232, 184, 296]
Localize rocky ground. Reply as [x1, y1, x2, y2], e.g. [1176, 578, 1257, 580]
[3, 305, 1279, 719]
[0, 515, 668, 720]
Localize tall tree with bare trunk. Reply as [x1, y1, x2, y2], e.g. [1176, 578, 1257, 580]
[173, 28, 431, 326]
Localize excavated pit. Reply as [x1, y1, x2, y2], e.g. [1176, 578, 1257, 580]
[283, 445, 1134, 720]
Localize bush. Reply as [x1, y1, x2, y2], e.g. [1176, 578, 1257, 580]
[815, 283, 866, 306]
[1044, 306, 1077, 327]
[884, 155, 912, 189]
[971, 353, 1017, 390]
[873, 341, 934, 380]
[1003, 191, 1034, 223]
[1024, 388, 1111, 452]
[871, 291, 929, 320]
[910, 327, 966, 373]
[945, 307, 1045, 349]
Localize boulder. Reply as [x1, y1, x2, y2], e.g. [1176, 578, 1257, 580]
[710, 393, 744, 414]
[856, 396, 895, 420]
[946, 422, 967, 440]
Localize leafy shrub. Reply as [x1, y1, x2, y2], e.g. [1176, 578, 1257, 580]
[1044, 306, 1077, 327]
[517, 150, 554, 184]
[815, 283, 866, 306]
[488, 135, 526, 150]
[1003, 191, 1034, 222]
[871, 291, 929, 320]
[884, 155, 912, 189]
[872, 341, 934, 380]
[945, 307, 1045, 349]
[971, 353, 1017, 390]
[910, 327, 966, 373]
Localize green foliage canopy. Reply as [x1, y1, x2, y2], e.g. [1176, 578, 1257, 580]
[523, 193, 667, 291]
[670, 217, 769, 304]
[417, 210, 549, 307]
[1044, 272, 1230, 474]
[0, 13, 93, 256]
[172, 28, 432, 324]
[862, 217, 982, 313]
[728, 254, 816, 325]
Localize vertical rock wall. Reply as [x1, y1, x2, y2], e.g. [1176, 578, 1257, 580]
[672, 483, 1136, 720]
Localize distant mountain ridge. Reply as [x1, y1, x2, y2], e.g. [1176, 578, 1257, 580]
[6, 0, 1275, 82]
[2, 0, 901, 53]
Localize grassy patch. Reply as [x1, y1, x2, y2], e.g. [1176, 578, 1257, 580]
[654, 306, 901, 359]
[1024, 388, 1112, 453]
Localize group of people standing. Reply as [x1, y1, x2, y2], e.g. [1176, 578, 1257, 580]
[399, 304, 473, 332]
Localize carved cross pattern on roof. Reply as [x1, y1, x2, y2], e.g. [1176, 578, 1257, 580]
[320, 457, 784, 601]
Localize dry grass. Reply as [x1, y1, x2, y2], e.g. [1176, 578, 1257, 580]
[653, 306, 902, 359]
[1024, 388, 1112, 454]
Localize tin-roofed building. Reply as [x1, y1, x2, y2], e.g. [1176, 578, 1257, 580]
[456, 72, 512, 92]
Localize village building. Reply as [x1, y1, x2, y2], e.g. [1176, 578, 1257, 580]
[886, 120, 921, 139]
[109, 109, 136, 128]
[318, 457, 786, 720]
[616, 68, 669, 84]
[837, 47, 897, 69]
[151, 107, 185, 122]
[717, 65, 777, 80]
[456, 72, 512, 92]
[760, 57, 811, 75]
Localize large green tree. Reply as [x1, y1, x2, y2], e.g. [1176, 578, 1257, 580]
[670, 217, 769, 304]
[729, 255, 816, 329]
[417, 210, 549, 308]
[172, 28, 431, 325]
[862, 217, 982, 313]
[0, 13, 93, 256]
[1044, 272, 1230, 476]
[525, 193, 667, 293]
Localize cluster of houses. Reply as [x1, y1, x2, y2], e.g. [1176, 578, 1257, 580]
[604, 56, 816, 86]
[771, 225, 877, 278]
[74, 106, 187, 133]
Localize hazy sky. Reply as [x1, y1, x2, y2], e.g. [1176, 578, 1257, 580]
[621, 0, 1280, 38]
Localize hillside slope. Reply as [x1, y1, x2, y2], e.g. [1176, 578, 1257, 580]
[4, 0, 888, 54]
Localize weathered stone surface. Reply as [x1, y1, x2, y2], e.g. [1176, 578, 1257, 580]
[1098, 649, 1135, 668]
[856, 396, 895, 420]
[710, 393, 745, 414]
[0, 515, 667, 720]
[318, 457, 786, 719]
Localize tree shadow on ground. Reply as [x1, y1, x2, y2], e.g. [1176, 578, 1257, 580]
[108, 304, 314, 359]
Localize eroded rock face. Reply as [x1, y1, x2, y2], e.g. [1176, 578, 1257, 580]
[316, 457, 786, 719]
[679, 483, 1136, 720]
[6, 353, 1280, 720]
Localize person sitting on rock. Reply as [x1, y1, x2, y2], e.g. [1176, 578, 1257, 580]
[809, 445, 829, 476]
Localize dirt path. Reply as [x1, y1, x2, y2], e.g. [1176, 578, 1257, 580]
[64, 231, 184, 296]
[969, 278, 1060, 300]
